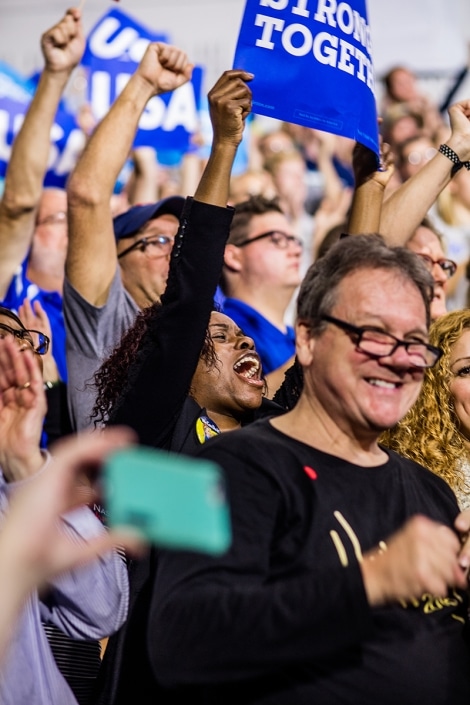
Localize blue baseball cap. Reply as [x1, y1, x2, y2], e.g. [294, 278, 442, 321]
[113, 196, 185, 240]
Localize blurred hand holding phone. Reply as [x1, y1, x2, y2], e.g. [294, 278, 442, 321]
[104, 446, 231, 555]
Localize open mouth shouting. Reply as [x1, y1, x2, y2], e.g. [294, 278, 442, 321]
[233, 353, 264, 387]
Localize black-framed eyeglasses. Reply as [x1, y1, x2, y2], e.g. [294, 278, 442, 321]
[321, 315, 442, 368]
[0, 324, 50, 355]
[415, 253, 457, 279]
[117, 234, 175, 260]
[236, 230, 303, 250]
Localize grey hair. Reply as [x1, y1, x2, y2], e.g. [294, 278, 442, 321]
[297, 234, 434, 332]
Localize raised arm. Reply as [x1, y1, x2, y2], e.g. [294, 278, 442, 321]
[194, 70, 253, 207]
[347, 140, 395, 235]
[66, 43, 193, 306]
[109, 70, 253, 444]
[380, 99, 470, 245]
[0, 8, 84, 299]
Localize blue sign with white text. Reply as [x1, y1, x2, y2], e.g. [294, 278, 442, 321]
[233, 0, 379, 156]
[0, 66, 84, 188]
[82, 7, 202, 153]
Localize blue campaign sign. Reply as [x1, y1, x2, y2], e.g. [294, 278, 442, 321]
[233, 0, 379, 156]
[82, 7, 202, 153]
[0, 66, 84, 188]
[0, 61, 35, 102]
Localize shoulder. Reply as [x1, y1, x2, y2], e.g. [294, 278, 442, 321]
[222, 298, 256, 321]
[196, 419, 303, 481]
[64, 270, 137, 321]
[383, 446, 459, 507]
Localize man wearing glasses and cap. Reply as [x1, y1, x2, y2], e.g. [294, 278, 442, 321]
[64, 43, 192, 431]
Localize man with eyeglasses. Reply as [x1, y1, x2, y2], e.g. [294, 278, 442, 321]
[221, 195, 303, 396]
[64, 43, 192, 431]
[148, 234, 470, 705]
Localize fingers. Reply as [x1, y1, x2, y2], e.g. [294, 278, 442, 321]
[50, 426, 137, 494]
[18, 299, 51, 338]
[42, 10, 80, 51]
[362, 515, 467, 607]
[381, 141, 394, 167]
[208, 70, 254, 127]
[2, 428, 143, 588]
[0, 339, 43, 411]
[45, 527, 147, 578]
[156, 43, 194, 81]
[0, 339, 36, 390]
[455, 509, 470, 571]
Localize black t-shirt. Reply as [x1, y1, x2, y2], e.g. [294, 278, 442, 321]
[148, 419, 470, 705]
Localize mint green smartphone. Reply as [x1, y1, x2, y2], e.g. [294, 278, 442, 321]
[104, 446, 231, 555]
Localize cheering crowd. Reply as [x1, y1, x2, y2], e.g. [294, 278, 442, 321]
[3, 5, 470, 704]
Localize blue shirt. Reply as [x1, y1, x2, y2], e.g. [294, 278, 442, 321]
[222, 298, 295, 374]
[1, 259, 67, 381]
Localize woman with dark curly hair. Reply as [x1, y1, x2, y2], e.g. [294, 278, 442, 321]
[91, 71, 283, 458]
[92, 70, 283, 705]
[383, 308, 470, 510]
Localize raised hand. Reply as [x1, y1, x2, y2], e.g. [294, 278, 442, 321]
[454, 508, 470, 574]
[208, 69, 254, 148]
[0, 426, 144, 650]
[18, 298, 59, 383]
[9, 428, 143, 581]
[41, 7, 85, 75]
[446, 99, 470, 162]
[0, 339, 46, 481]
[352, 139, 394, 190]
[137, 42, 194, 96]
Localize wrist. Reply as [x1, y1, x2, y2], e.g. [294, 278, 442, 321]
[438, 143, 470, 176]
[360, 541, 389, 606]
[44, 380, 61, 390]
[357, 177, 386, 191]
[210, 140, 240, 156]
[1, 449, 47, 484]
[42, 65, 74, 84]
[132, 71, 163, 101]
[444, 136, 470, 164]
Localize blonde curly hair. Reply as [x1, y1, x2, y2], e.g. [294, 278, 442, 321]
[382, 309, 470, 492]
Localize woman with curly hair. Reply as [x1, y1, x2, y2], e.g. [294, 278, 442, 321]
[383, 308, 470, 510]
[91, 70, 279, 455]
[92, 71, 284, 705]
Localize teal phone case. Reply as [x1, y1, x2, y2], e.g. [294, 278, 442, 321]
[104, 446, 231, 555]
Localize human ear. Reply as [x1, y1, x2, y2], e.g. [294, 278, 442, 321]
[223, 244, 243, 273]
[295, 320, 315, 366]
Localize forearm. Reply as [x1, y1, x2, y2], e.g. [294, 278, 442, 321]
[2, 69, 69, 215]
[380, 152, 455, 245]
[348, 180, 385, 235]
[0, 448, 45, 483]
[0, 544, 37, 661]
[68, 73, 156, 208]
[66, 74, 156, 298]
[0, 453, 54, 654]
[194, 141, 238, 207]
